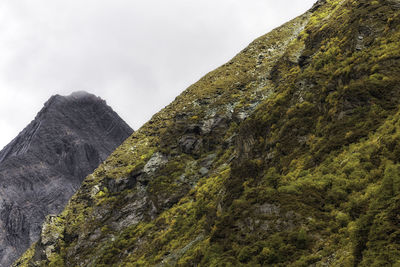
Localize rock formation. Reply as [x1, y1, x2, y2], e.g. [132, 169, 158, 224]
[0, 91, 132, 266]
[16, 0, 400, 266]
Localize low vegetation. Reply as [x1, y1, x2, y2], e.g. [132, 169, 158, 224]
[15, 0, 400, 266]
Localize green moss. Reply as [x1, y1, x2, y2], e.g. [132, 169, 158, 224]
[16, 0, 400, 266]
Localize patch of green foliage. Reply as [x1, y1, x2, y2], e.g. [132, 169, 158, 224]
[15, 0, 400, 266]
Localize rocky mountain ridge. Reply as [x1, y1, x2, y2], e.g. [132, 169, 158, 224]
[0, 91, 133, 266]
[16, 0, 400, 266]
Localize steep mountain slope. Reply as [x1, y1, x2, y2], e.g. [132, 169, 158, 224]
[16, 0, 400, 266]
[0, 91, 133, 266]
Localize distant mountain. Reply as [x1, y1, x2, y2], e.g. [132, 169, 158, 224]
[16, 0, 400, 266]
[0, 91, 133, 266]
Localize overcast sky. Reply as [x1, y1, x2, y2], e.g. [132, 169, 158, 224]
[0, 0, 316, 149]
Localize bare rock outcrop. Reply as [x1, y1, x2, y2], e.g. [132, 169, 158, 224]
[0, 91, 133, 266]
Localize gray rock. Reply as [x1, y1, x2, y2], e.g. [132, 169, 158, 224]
[201, 119, 215, 135]
[143, 152, 168, 175]
[258, 203, 280, 215]
[179, 135, 202, 154]
[236, 112, 248, 121]
[202, 153, 216, 167]
[0, 91, 133, 266]
[199, 167, 209, 176]
[201, 117, 227, 135]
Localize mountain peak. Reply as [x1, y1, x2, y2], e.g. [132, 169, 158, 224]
[64, 91, 102, 102]
[0, 92, 133, 266]
[43, 91, 101, 109]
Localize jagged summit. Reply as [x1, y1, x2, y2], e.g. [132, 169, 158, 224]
[34, 91, 105, 120]
[47, 91, 101, 105]
[0, 92, 133, 266]
[1, 91, 130, 163]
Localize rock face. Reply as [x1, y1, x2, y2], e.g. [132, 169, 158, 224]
[15, 0, 400, 266]
[0, 91, 133, 266]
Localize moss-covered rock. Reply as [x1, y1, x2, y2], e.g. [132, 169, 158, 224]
[15, 0, 400, 266]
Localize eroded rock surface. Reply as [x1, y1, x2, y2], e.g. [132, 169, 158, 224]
[0, 91, 133, 266]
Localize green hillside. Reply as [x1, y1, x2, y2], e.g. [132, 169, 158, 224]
[15, 0, 400, 266]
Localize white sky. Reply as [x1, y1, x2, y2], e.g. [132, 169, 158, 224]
[0, 0, 316, 149]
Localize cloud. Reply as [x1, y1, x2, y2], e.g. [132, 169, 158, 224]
[0, 0, 316, 148]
